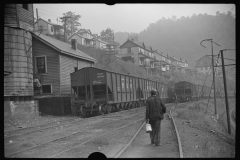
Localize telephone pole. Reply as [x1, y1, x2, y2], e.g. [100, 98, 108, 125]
[219, 49, 235, 134]
[200, 39, 220, 119]
[60, 16, 72, 42]
[36, 8, 39, 31]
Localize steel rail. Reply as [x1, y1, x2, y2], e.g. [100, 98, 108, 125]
[4, 117, 78, 133]
[4, 106, 144, 139]
[5, 111, 145, 158]
[49, 118, 145, 158]
[170, 105, 183, 158]
[114, 102, 193, 158]
[114, 121, 145, 158]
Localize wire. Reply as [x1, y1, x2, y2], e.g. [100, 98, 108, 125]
[217, 20, 235, 44]
[37, 8, 63, 17]
[213, 5, 234, 40]
[222, 32, 235, 48]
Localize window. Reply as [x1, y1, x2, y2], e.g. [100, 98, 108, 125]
[42, 84, 52, 94]
[22, 4, 28, 10]
[51, 26, 53, 32]
[35, 56, 47, 73]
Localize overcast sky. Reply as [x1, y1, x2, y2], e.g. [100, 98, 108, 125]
[33, 3, 235, 34]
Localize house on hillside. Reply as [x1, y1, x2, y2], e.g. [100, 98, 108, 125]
[68, 28, 112, 51]
[195, 55, 220, 75]
[32, 32, 96, 116]
[153, 51, 172, 74]
[34, 18, 63, 36]
[169, 56, 179, 72]
[177, 58, 188, 73]
[118, 39, 158, 75]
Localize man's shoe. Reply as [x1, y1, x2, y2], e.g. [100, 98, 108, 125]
[155, 143, 161, 146]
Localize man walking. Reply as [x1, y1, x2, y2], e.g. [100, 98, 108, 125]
[146, 89, 166, 146]
[173, 93, 178, 105]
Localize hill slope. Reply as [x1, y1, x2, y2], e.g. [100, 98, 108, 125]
[115, 12, 235, 68]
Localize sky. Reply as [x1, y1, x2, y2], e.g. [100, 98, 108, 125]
[33, 3, 235, 35]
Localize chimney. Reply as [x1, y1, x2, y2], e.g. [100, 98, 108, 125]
[71, 39, 77, 50]
[48, 19, 51, 22]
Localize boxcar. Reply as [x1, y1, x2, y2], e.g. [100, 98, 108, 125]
[70, 67, 169, 117]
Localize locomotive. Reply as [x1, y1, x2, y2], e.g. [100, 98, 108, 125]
[70, 67, 172, 117]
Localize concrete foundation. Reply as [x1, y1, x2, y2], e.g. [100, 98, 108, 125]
[4, 100, 39, 120]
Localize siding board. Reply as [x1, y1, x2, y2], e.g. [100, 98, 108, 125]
[32, 37, 61, 95]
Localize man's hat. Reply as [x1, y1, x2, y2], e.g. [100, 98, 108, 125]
[150, 88, 157, 94]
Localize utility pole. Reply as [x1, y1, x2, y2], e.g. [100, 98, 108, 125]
[220, 49, 235, 134]
[36, 8, 39, 31]
[200, 39, 220, 119]
[60, 16, 71, 42]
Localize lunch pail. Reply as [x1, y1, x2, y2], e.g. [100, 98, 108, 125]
[146, 123, 152, 133]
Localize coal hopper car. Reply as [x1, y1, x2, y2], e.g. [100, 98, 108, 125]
[70, 67, 169, 117]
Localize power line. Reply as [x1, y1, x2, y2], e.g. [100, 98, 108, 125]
[213, 5, 234, 40]
[221, 33, 236, 48]
[37, 8, 63, 16]
[218, 20, 235, 44]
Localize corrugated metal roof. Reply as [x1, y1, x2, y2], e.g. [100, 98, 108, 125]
[32, 32, 97, 63]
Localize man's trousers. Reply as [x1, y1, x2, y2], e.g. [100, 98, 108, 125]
[149, 119, 161, 146]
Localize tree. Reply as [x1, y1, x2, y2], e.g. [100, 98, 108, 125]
[100, 28, 114, 44]
[129, 34, 138, 41]
[60, 11, 81, 35]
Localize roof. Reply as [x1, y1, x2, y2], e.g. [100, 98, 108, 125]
[35, 18, 61, 27]
[68, 33, 109, 44]
[116, 53, 134, 58]
[93, 37, 110, 44]
[77, 28, 92, 34]
[169, 56, 178, 61]
[32, 32, 96, 63]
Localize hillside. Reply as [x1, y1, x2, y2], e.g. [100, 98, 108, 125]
[114, 12, 235, 69]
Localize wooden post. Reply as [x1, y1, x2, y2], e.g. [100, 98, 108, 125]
[36, 8, 39, 31]
[220, 50, 231, 134]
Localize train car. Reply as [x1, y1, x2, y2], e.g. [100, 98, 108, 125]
[70, 67, 169, 117]
[175, 81, 193, 102]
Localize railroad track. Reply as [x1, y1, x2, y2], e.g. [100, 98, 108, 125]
[113, 103, 184, 158]
[4, 106, 145, 143]
[5, 107, 146, 158]
[5, 102, 194, 158]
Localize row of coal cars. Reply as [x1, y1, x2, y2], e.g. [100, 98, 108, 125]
[70, 67, 210, 117]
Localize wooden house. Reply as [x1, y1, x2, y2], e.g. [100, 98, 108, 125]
[32, 33, 96, 115]
[118, 39, 157, 74]
[195, 55, 220, 75]
[34, 18, 63, 36]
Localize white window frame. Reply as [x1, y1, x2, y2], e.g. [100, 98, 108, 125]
[41, 84, 52, 94]
[35, 55, 47, 74]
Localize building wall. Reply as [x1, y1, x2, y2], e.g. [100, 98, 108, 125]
[69, 34, 83, 45]
[4, 4, 18, 28]
[47, 24, 54, 35]
[35, 20, 49, 35]
[17, 4, 34, 31]
[60, 55, 93, 95]
[32, 36, 61, 95]
[4, 27, 33, 97]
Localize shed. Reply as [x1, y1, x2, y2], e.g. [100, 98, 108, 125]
[32, 32, 96, 115]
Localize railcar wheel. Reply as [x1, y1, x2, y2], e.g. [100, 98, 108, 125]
[132, 102, 136, 109]
[80, 105, 89, 117]
[106, 104, 112, 114]
[99, 104, 105, 115]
